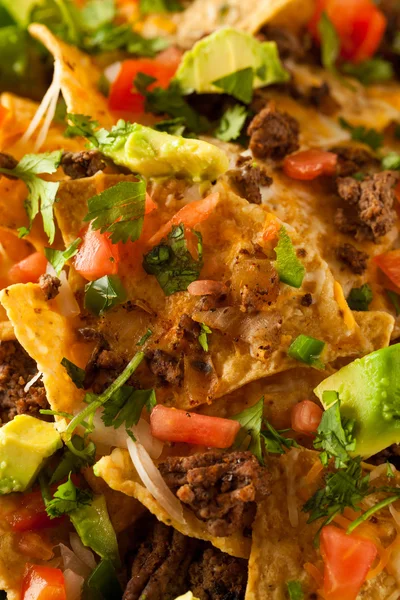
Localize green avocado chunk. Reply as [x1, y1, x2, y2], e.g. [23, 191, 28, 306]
[99, 123, 229, 182]
[0, 415, 62, 494]
[314, 344, 400, 457]
[174, 27, 289, 95]
[70, 495, 120, 566]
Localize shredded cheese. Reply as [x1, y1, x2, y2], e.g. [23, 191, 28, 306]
[23, 370, 43, 393]
[333, 280, 356, 331]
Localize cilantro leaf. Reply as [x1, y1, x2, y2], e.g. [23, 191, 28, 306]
[347, 284, 373, 311]
[64, 113, 102, 146]
[274, 226, 305, 288]
[215, 104, 248, 142]
[318, 12, 340, 72]
[50, 436, 96, 484]
[339, 117, 383, 151]
[387, 289, 400, 315]
[231, 396, 264, 463]
[45, 238, 81, 275]
[84, 180, 146, 244]
[154, 117, 187, 136]
[85, 275, 127, 316]
[287, 581, 304, 600]
[387, 462, 395, 478]
[61, 357, 86, 389]
[313, 398, 356, 468]
[342, 58, 394, 85]
[139, 0, 183, 13]
[261, 422, 299, 455]
[83, 23, 168, 56]
[79, 0, 115, 31]
[381, 152, 400, 170]
[46, 474, 93, 518]
[0, 150, 62, 243]
[102, 385, 156, 437]
[143, 224, 203, 296]
[213, 68, 254, 104]
[137, 328, 153, 346]
[198, 323, 212, 352]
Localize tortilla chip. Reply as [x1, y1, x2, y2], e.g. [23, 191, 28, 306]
[0, 533, 28, 600]
[0, 321, 15, 341]
[28, 24, 114, 128]
[94, 448, 250, 559]
[0, 283, 86, 414]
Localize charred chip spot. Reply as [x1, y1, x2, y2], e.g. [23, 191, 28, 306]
[247, 104, 300, 160]
[191, 359, 213, 374]
[39, 274, 61, 300]
[296, 248, 307, 258]
[336, 243, 368, 274]
[300, 293, 313, 307]
[227, 155, 273, 205]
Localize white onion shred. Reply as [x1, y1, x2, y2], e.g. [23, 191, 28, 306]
[127, 437, 185, 524]
[63, 569, 85, 600]
[130, 419, 164, 459]
[59, 543, 92, 579]
[24, 370, 43, 393]
[370, 462, 397, 481]
[69, 533, 96, 570]
[21, 62, 62, 151]
[46, 263, 80, 317]
[285, 448, 300, 528]
[104, 61, 121, 84]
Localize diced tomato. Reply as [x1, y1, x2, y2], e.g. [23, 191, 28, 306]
[108, 47, 182, 113]
[8, 252, 47, 284]
[147, 192, 219, 247]
[283, 150, 338, 181]
[187, 280, 227, 296]
[21, 564, 66, 600]
[6, 491, 62, 533]
[291, 400, 323, 435]
[74, 225, 120, 281]
[374, 250, 400, 289]
[150, 405, 241, 448]
[320, 525, 377, 600]
[308, 0, 387, 64]
[145, 192, 157, 215]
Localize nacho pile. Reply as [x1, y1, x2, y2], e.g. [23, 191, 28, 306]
[1, 0, 400, 599]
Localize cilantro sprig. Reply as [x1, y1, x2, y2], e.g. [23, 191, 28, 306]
[215, 104, 248, 143]
[85, 275, 127, 316]
[45, 473, 93, 518]
[339, 117, 384, 151]
[101, 386, 156, 440]
[0, 150, 62, 243]
[45, 238, 81, 275]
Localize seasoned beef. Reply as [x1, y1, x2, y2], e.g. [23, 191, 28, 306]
[61, 150, 106, 179]
[369, 444, 400, 469]
[123, 517, 247, 600]
[146, 350, 183, 386]
[258, 25, 304, 60]
[336, 243, 368, 275]
[331, 145, 379, 177]
[178, 314, 201, 343]
[228, 155, 272, 205]
[159, 451, 270, 537]
[0, 340, 48, 424]
[0, 152, 18, 173]
[39, 274, 61, 300]
[335, 171, 399, 241]
[247, 104, 300, 160]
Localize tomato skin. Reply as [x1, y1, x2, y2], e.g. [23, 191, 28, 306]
[108, 48, 182, 113]
[374, 250, 400, 288]
[150, 405, 241, 448]
[21, 564, 66, 600]
[320, 525, 377, 600]
[74, 225, 120, 281]
[6, 491, 63, 532]
[291, 400, 323, 435]
[283, 150, 337, 181]
[308, 0, 386, 63]
[8, 252, 47, 284]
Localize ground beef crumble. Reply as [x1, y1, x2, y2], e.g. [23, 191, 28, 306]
[247, 104, 300, 160]
[123, 517, 247, 600]
[159, 451, 270, 537]
[61, 150, 106, 179]
[331, 145, 380, 177]
[146, 350, 183, 387]
[39, 274, 61, 300]
[336, 243, 369, 275]
[0, 340, 48, 424]
[0, 152, 18, 173]
[335, 171, 399, 241]
[228, 155, 272, 205]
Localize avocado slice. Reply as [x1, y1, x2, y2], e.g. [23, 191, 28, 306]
[0, 0, 37, 26]
[99, 123, 229, 182]
[314, 344, 400, 457]
[0, 415, 62, 494]
[174, 27, 289, 95]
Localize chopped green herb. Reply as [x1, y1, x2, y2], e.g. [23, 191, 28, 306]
[231, 396, 264, 463]
[84, 23, 168, 56]
[154, 117, 187, 136]
[261, 422, 299, 455]
[139, 0, 183, 13]
[314, 400, 356, 468]
[137, 328, 153, 346]
[287, 580, 304, 600]
[215, 104, 248, 142]
[61, 357, 86, 389]
[387, 289, 400, 315]
[198, 323, 212, 351]
[288, 334, 325, 369]
[0, 151, 62, 243]
[85, 275, 127, 316]
[318, 12, 340, 72]
[347, 284, 373, 311]
[45, 474, 93, 518]
[45, 238, 81, 275]
[274, 227, 305, 288]
[342, 58, 394, 85]
[213, 67, 254, 104]
[387, 462, 395, 478]
[84, 180, 146, 244]
[84, 559, 122, 599]
[381, 152, 400, 170]
[50, 436, 96, 485]
[339, 117, 383, 151]
[395, 124, 400, 140]
[143, 224, 203, 296]
[64, 113, 102, 146]
[102, 386, 156, 439]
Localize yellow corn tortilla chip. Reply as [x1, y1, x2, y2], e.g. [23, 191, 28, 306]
[0, 533, 28, 600]
[0, 321, 15, 341]
[0, 283, 85, 414]
[94, 447, 250, 559]
[28, 24, 114, 128]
